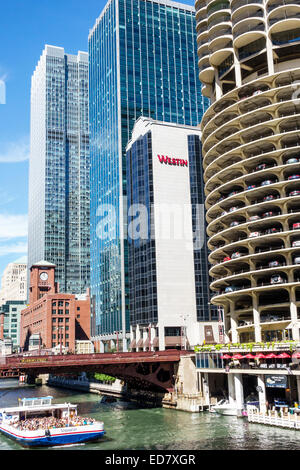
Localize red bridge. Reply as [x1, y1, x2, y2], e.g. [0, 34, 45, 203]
[0, 350, 193, 392]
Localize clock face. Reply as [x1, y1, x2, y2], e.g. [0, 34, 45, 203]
[40, 272, 48, 281]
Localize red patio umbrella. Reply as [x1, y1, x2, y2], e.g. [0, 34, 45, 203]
[265, 353, 278, 359]
[255, 353, 266, 359]
[232, 354, 244, 359]
[244, 353, 256, 359]
[221, 354, 232, 359]
[277, 352, 290, 359]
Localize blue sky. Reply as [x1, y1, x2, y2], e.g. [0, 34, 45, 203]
[0, 0, 195, 280]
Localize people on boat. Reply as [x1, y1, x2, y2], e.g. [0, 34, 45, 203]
[13, 415, 96, 431]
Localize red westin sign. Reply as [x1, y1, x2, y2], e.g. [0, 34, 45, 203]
[157, 155, 188, 167]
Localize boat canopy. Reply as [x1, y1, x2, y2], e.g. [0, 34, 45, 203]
[18, 397, 54, 408]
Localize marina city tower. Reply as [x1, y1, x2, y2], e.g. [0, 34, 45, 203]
[195, 0, 300, 343]
[89, 0, 209, 351]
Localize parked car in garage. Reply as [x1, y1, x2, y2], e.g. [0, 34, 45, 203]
[265, 227, 280, 234]
[249, 231, 261, 238]
[293, 222, 300, 230]
[289, 190, 300, 197]
[262, 211, 275, 218]
[225, 285, 238, 293]
[230, 220, 240, 227]
[249, 215, 261, 221]
[264, 194, 277, 201]
[288, 174, 300, 181]
[231, 252, 242, 259]
[223, 256, 231, 262]
[292, 239, 300, 247]
[247, 184, 257, 190]
[268, 260, 280, 268]
[255, 162, 269, 171]
[270, 274, 284, 284]
[261, 179, 277, 186]
[286, 157, 299, 164]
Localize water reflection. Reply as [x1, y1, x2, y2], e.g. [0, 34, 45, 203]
[0, 380, 300, 450]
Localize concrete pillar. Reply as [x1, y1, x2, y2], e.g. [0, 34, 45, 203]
[266, 36, 275, 76]
[296, 376, 300, 404]
[143, 328, 148, 352]
[230, 315, 238, 343]
[228, 374, 235, 404]
[253, 295, 261, 342]
[234, 374, 244, 415]
[233, 50, 242, 88]
[159, 324, 165, 351]
[257, 375, 267, 414]
[136, 324, 141, 351]
[203, 372, 210, 405]
[290, 289, 299, 342]
[150, 325, 156, 351]
[215, 71, 222, 101]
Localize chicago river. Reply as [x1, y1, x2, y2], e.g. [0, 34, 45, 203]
[1, 379, 300, 451]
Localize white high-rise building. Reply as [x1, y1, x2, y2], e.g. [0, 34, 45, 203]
[0, 260, 27, 303]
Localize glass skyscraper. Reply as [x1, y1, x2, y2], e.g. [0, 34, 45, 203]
[89, 0, 209, 350]
[28, 45, 90, 296]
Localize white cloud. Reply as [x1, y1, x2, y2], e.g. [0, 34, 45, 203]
[0, 137, 29, 163]
[0, 242, 27, 257]
[0, 214, 28, 239]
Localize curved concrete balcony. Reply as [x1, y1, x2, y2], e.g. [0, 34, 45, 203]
[207, 1, 230, 19]
[232, 5, 265, 28]
[268, 7, 300, 30]
[266, 0, 300, 14]
[199, 63, 215, 83]
[207, 13, 232, 32]
[208, 229, 300, 270]
[232, 0, 264, 14]
[209, 245, 300, 276]
[203, 120, 300, 174]
[209, 46, 233, 67]
[233, 24, 266, 48]
[205, 158, 300, 206]
[210, 280, 298, 303]
[210, 261, 300, 291]
[206, 179, 300, 222]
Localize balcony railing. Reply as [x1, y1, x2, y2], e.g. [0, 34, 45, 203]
[232, 0, 263, 13]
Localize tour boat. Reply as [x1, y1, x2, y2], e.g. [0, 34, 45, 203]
[0, 396, 105, 447]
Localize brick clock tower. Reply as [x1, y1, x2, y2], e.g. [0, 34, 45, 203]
[29, 261, 57, 303]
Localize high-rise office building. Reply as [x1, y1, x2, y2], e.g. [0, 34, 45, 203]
[0, 259, 27, 303]
[89, 0, 209, 351]
[196, 0, 300, 343]
[126, 117, 218, 351]
[28, 45, 90, 296]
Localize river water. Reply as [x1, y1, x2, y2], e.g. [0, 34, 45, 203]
[0, 379, 300, 451]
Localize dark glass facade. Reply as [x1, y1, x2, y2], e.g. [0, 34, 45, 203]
[89, 0, 209, 339]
